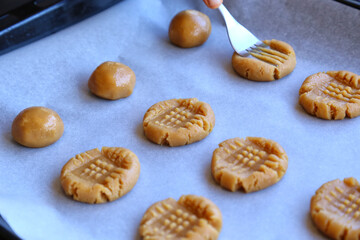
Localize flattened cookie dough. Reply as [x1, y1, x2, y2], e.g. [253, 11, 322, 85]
[140, 194, 222, 239]
[232, 39, 296, 81]
[143, 98, 215, 147]
[211, 137, 288, 192]
[61, 147, 140, 204]
[299, 71, 360, 120]
[310, 177, 360, 240]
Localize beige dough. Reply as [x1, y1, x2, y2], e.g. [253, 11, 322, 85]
[169, 10, 211, 48]
[139, 194, 222, 239]
[232, 39, 296, 81]
[310, 177, 360, 240]
[143, 98, 215, 147]
[11, 106, 64, 148]
[211, 137, 288, 193]
[299, 71, 360, 120]
[88, 61, 136, 100]
[61, 147, 140, 204]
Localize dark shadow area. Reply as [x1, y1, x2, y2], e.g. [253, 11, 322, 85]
[222, 56, 237, 77]
[136, 122, 151, 145]
[0, 0, 124, 56]
[0, 216, 20, 240]
[204, 156, 218, 187]
[2, 130, 40, 153]
[160, 35, 173, 48]
[3, 131, 14, 145]
[294, 103, 311, 118]
[333, 0, 360, 9]
[51, 174, 73, 206]
[304, 211, 325, 239]
[76, 71, 97, 102]
[133, 226, 141, 240]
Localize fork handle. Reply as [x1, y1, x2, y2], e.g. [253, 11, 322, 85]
[218, 4, 238, 28]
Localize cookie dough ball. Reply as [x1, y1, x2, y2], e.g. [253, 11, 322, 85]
[88, 61, 136, 100]
[12, 106, 64, 148]
[169, 10, 211, 48]
[232, 39, 296, 81]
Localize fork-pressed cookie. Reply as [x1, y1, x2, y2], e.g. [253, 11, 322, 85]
[211, 137, 288, 193]
[60, 147, 140, 204]
[232, 39, 296, 81]
[143, 98, 215, 147]
[310, 177, 360, 240]
[299, 71, 360, 120]
[139, 194, 222, 239]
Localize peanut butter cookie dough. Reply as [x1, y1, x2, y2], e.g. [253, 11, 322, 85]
[88, 61, 136, 100]
[232, 39, 296, 81]
[143, 98, 215, 147]
[140, 194, 222, 240]
[299, 71, 360, 120]
[211, 137, 288, 192]
[12, 106, 64, 148]
[169, 10, 211, 48]
[61, 147, 140, 204]
[311, 177, 360, 240]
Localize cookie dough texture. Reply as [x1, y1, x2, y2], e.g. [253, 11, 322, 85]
[299, 71, 360, 120]
[211, 137, 288, 193]
[88, 61, 136, 100]
[11, 106, 64, 148]
[143, 98, 215, 147]
[140, 194, 222, 240]
[61, 147, 140, 204]
[169, 10, 211, 48]
[310, 177, 360, 240]
[232, 39, 296, 81]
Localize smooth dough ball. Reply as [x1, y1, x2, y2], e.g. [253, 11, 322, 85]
[12, 106, 64, 148]
[88, 61, 136, 100]
[169, 10, 211, 48]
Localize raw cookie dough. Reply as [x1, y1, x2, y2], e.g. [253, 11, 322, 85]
[143, 98, 215, 147]
[139, 194, 222, 240]
[88, 61, 136, 100]
[310, 177, 360, 240]
[299, 71, 360, 120]
[61, 147, 140, 204]
[211, 137, 288, 192]
[169, 10, 211, 48]
[232, 39, 296, 81]
[11, 106, 64, 148]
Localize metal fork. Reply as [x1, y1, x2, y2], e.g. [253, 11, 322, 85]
[218, 4, 266, 56]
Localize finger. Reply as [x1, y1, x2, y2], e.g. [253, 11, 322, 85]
[203, 0, 223, 9]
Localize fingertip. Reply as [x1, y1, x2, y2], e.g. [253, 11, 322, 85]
[208, 0, 223, 9]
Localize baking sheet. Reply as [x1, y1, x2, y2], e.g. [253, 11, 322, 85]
[0, 0, 359, 239]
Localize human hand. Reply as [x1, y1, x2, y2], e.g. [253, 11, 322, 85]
[202, 0, 223, 9]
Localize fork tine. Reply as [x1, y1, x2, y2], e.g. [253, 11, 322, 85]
[245, 45, 291, 66]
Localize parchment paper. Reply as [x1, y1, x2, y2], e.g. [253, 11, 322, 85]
[0, 0, 359, 239]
